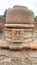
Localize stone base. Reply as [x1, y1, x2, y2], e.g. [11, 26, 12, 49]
[0, 39, 37, 50]
[0, 39, 29, 50]
[0, 48, 30, 65]
[0, 39, 37, 65]
[0, 40, 37, 65]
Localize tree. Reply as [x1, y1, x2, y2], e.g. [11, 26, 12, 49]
[34, 16, 37, 21]
[0, 10, 7, 22]
[3, 10, 7, 19]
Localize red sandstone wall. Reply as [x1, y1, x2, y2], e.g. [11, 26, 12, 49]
[0, 18, 5, 32]
[34, 21, 37, 30]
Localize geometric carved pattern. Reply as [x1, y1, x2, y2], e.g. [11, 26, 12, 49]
[12, 29, 24, 40]
[4, 28, 33, 42]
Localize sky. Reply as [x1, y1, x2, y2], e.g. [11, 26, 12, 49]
[0, 0, 37, 16]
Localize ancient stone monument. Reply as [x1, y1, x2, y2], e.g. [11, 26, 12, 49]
[4, 5, 34, 43]
[0, 5, 37, 65]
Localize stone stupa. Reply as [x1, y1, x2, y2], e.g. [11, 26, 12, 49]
[0, 5, 37, 65]
[4, 5, 34, 44]
[0, 5, 35, 49]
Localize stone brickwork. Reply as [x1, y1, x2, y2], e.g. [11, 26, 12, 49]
[0, 18, 5, 32]
[6, 5, 34, 24]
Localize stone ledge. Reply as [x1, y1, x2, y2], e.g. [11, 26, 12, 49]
[0, 39, 37, 50]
